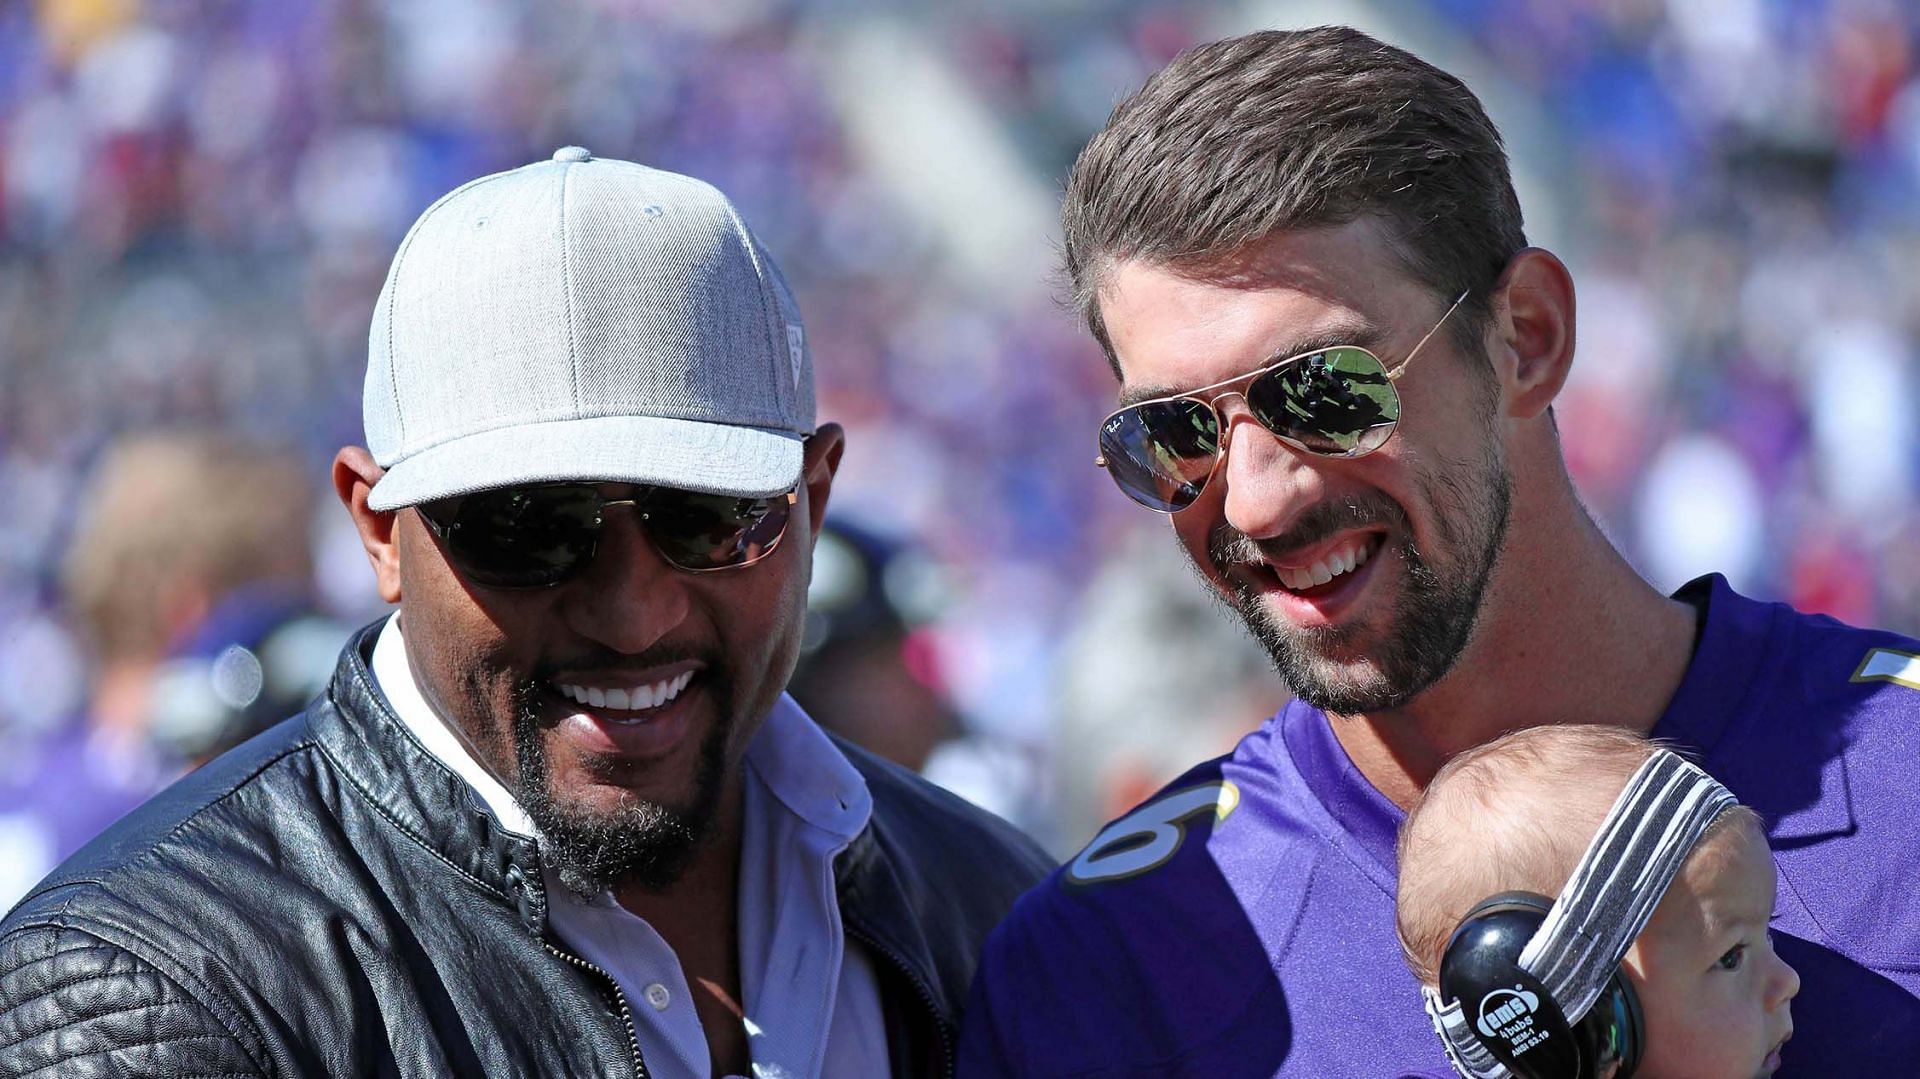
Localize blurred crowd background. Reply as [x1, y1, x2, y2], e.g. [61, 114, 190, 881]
[3, 0, 1919, 905]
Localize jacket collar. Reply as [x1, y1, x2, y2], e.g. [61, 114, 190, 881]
[829, 743, 963, 1039]
[370, 615, 540, 837]
[321, 620, 960, 1036]
[313, 620, 545, 925]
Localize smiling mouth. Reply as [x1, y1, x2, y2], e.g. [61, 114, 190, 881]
[550, 671, 695, 719]
[1272, 534, 1385, 596]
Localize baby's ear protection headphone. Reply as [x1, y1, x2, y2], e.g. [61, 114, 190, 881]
[1421, 751, 1737, 1079]
[1434, 891, 1643, 1078]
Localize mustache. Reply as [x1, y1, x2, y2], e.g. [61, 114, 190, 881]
[1207, 494, 1407, 570]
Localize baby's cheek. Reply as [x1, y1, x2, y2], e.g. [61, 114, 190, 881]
[1648, 982, 1769, 1079]
[1626, 972, 1717, 1078]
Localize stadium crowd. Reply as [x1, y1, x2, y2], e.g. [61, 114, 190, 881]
[1, 0, 1918, 892]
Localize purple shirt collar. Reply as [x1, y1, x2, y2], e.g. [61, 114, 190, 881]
[1281, 700, 1402, 889]
[1277, 573, 1853, 884]
[1659, 574, 1855, 843]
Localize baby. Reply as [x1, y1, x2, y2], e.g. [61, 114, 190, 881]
[1397, 725, 1798, 1079]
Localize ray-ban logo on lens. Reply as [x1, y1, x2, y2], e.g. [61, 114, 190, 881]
[1476, 985, 1549, 1054]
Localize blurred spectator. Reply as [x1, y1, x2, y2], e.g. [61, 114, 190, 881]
[60, 434, 308, 736]
[146, 597, 355, 766]
[0, 432, 342, 908]
[790, 515, 961, 772]
[1046, 528, 1288, 856]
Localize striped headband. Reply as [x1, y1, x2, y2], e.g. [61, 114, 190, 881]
[1422, 748, 1741, 1078]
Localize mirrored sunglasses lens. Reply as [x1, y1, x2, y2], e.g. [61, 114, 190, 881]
[1247, 347, 1401, 456]
[448, 485, 602, 587]
[1099, 399, 1221, 512]
[644, 490, 793, 570]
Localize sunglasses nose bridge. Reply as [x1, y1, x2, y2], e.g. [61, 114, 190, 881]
[593, 499, 666, 558]
[1212, 383, 1329, 486]
[554, 508, 693, 648]
[1164, 391, 1264, 508]
[1208, 389, 1252, 422]
[1209, 390, 1278, 451]
[595, 497, 640, 534]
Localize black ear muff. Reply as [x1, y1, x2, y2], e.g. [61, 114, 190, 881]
[1435, 892, 1643, 1079]
[1437, 892, 1581, 1077]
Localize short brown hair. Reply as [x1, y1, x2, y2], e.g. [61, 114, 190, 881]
[1394, 725, 1760, 987]
[1062, 26, 1527, 376]
[62, 432, 313, 664]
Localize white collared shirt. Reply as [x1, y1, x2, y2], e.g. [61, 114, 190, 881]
[371, 617, 889, 1079]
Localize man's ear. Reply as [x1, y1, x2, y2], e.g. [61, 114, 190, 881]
[1488, 248, 1576, 420]
[333, 447, 403, 604]
[800, 423, 845, 539]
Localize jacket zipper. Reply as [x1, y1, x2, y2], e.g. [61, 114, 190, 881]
[541, 939, 650, 1079]
[843, 921, 955, 1079]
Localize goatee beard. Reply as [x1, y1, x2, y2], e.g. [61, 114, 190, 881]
[1210, 455, 1512, 715]
[509, 677, 731, 899]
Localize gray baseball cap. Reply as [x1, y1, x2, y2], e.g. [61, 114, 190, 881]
[362, 146, 815, 512]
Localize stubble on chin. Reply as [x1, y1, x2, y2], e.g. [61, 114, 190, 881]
[1205, 453, 1511, 715]
[506, 678, 733, 899]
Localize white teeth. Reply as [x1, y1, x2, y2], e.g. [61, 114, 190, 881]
[552, 671, 697, 713]
[1276, 538, 1377, 593]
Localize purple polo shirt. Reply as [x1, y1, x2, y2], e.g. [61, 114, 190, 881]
[959, 576, 1920, 1077]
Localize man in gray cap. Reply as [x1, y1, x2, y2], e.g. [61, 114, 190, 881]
[0, 148, 1050, 1078]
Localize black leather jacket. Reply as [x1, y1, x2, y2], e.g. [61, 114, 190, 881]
[0, 624, 1052, 1077]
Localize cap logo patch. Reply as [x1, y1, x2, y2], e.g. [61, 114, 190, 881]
[786, 325, 805, 389]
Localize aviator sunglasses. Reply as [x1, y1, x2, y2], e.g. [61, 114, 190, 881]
[1096, 291, 1469, 513]
[417, 482, 798, 588]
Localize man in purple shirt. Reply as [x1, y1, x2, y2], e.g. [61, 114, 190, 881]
[960, 26, 1920, 1077]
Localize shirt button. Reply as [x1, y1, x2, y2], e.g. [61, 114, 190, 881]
[644, 983, 671, 1011]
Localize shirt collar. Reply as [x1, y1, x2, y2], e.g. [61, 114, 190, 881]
[745, 694, 872, 843]
[1653, 574, 1854, 843]
[1281, 698, 1402, 886]
[1648, 573, 1764, 755]
[1277, 572, 1838, 882]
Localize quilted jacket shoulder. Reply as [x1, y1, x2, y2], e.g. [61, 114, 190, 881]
[0, 921, 264, 1078]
